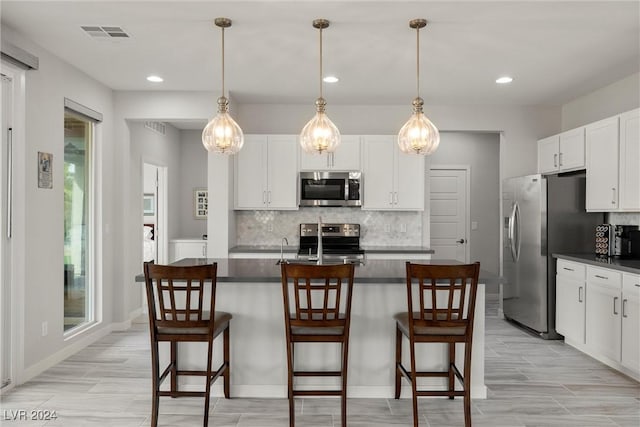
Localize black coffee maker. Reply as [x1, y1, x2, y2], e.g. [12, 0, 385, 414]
[615, 225, 640, 258]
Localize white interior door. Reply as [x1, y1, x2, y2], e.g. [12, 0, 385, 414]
[429, 168, 468, 262]
[1, 73, 13, 389]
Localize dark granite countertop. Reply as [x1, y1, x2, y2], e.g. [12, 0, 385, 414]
[135, 258, 500, 285]
[228, 245, 434, 254]
[553, 253, 640, 275]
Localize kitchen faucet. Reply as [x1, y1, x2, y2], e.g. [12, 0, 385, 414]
[278, 237, 289, 265]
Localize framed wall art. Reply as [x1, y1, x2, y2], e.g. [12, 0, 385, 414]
[38, 152, 53, 189]
[194, 188, 208, 219]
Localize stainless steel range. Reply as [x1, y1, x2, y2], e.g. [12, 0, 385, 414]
[297, 223, 365, 264]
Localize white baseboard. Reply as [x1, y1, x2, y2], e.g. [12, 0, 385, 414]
[20, 325, 112, 384]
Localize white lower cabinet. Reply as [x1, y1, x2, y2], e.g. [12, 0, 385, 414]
[169, 239, 207, 262]
[585, 266, 622, 362]
[555, 260, 586, 345]
[621, 273, 640, 373]
[556, 259, 639, 379]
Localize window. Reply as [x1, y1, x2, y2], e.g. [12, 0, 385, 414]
[63, 110, 95, 332]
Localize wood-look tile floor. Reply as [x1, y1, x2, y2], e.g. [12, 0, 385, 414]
[1, 294, 638, 426]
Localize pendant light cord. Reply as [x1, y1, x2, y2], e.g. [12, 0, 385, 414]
[221, 26, 226, 96]
[416, 25, 420, 98]
[319, 26, 323, 99]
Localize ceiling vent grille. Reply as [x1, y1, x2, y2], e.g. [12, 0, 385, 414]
[144, 121, 166, 135]
[81, 26, 130, 39]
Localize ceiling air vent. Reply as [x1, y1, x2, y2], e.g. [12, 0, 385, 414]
[144, 121, 166, 136]
[81, 26, 130, 39]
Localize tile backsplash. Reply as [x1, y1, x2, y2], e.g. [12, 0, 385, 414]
[607, 212, 640, 226]
[235, 208, 423, 247]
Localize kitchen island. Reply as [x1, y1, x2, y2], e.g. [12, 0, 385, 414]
[136, 258, 487, 399]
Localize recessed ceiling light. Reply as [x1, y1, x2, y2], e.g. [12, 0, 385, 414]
[323, 76, 339, 83]
[496, 76, 513, 84]
[147, 75, 163, 83]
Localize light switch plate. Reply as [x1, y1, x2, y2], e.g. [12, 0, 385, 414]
[471, 221, 478, 230]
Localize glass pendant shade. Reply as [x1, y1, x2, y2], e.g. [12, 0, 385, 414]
[300, 98, 340, 154]
[202, 17, 243, 155]
[300, 19, 340, 155]
[398, 18, 439, 156]
[202, 96, 244, 154]
[397, 97, 440, 155]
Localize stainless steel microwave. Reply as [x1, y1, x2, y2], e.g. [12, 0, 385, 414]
[299, 171, 362, 207]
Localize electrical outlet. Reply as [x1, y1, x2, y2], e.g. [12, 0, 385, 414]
[400, 224, 407, 233]
[384, 224, 391, 233]
[41, 321, 48, 337]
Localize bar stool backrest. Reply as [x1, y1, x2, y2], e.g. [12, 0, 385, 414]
[281, 263, 355, 330]
[405, 262, 480, 337]
[143, 263, 218, 333]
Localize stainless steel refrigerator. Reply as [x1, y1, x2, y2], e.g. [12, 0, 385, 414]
[502, 173, 603, 339]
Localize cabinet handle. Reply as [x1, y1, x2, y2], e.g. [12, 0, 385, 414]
[202, 245, 206, 257]
[563, 267, 574, 272]
[622, 299, 628, 318]
[578, 286, 583, 303]
[613, 296, 619, 315]
[389, 192, 394, 205]
[262, 191, 267, 204]
[612, 187, 616, 205]
[553, 153, 558, 168]
[393, 192, 398, 204]
[595, 274, 608, 280]
[559, 152, 563, 167]
[268, 191, 272, 204]
[635, 284, 640, 288]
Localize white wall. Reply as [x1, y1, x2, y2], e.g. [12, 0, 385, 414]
[1, 26, 116, 373]
[179, 130, 207, 238]
[429, 132, 501, 274]
[561, 72, 640, 131]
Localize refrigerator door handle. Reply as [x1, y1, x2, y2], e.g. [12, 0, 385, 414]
[514, 202, 522, 261]
[508, 203, 517, 261]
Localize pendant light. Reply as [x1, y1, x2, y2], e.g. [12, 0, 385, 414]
[397, 19, 440, 155]
[202, 17, 244, 154]
[300, 19, 341, 155]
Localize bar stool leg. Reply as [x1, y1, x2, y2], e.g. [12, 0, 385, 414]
[286, 341, 295, 427]
[223, 325, 230, 399]
[170, 341, 178, 396]
[340, 340, 349, 427]
[150, 339, 160, 427]
[409, 341, 419, 427]
[394, 326, 402, 399]
[203, 341, 214, 427]
[448, 343, 456, 399]
[463, 342, 472, 427]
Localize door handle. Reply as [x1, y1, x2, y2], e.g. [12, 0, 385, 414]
[456, 239, 466, 244]
[613, 296, 619, 315]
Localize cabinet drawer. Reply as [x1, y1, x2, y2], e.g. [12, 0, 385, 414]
[587, 265, 622, 289]
[623, 273, 640, 295]
[557, 259, 585, 281]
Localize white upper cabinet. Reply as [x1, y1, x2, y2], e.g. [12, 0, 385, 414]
[618, 108, 640, 211]
[299, 135, 361, 171]
[537, 127, 585, 174]
[586, 116, 620, 211]
[362, 135, 424, 211]
[235, 135, 298, 210]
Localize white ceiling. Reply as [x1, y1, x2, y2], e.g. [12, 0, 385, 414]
[2, 1, 639, 117]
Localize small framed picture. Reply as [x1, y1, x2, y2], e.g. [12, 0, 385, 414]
[38, 152, 53, 189]
[143, 193, 155, 216]
[194, 188, 208, 219]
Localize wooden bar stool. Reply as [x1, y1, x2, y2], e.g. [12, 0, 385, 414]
[280, 263, 355, 427]
[394, 262, 480, 427]
[143, 262, 231, 427]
